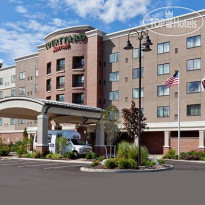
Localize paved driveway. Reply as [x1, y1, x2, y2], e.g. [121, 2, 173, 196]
[0, 158, 205, 205]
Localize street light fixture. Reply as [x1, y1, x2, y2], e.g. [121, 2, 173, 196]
[124, 29, 153, 166]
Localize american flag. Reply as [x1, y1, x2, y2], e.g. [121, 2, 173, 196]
[201, 76, 205, 92]
[164, 71, 179, 87]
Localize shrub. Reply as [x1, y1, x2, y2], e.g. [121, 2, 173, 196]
[85, 152, 92, 159]
[163, 149, 177, 159]
[16, 145, 27, 156]
[65, 152, 76, 159]
[117, 142, 130, 159]
[51, 154, 62, 159]
[104, 158, 118, 169]
[158, 159, 165, 164]
[91, 152, 97, 159]
[10, 144, 18, 152]
[142, 159, 156, 167]
[34, 151, 41, 158]
[0, 145, 10, 156]
[90, 160, 101, 167]
[25, 153, 34, 158]
[118, 159, 137, 169]
[117, 142, 148, 164]
[99, 156, 105, 161]
[45, 153, 53, 159]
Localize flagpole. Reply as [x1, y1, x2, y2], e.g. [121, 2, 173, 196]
[178, 66, 181, 159]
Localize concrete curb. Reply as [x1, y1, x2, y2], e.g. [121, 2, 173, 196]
[165, 159, 205, 164]
[0, 157, 91, 164]
[80, 165, 174, 173]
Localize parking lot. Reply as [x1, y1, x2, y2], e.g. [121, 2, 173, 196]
[1, 158, 205, 205]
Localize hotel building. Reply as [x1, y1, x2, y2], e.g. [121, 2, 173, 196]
[1, 10, 205, 154]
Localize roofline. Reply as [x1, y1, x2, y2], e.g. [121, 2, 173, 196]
[44, 25, 95, 41]
[103, 8, 205, 41]
[0, 65, 15, 70]
[14, 53, 38, 62]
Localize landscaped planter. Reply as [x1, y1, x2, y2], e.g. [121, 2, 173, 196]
[80, 164, 173, 173]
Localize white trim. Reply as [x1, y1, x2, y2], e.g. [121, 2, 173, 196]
[0, 130, 23, 133]
[85, 29, 105, 37]
[0, 65, 15, 70]
[103, 9, 205, 41]
[44, 25, 94, 40]
[15, 53, 38, 62]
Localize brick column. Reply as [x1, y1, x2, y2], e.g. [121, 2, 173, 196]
[163, 131, 170, 154]
[36, 114, 49, 156]
[198, 131, 205, 152]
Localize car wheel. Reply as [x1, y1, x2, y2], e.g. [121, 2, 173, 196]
[73, 151, 79, 159]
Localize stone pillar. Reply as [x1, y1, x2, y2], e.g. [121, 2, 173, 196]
[95, 122, 105, 156]
[198, 131, 205, 152]
[36, 114, 49, 156]
[163, 131, 170, 154]
[96, 122, 104, 145]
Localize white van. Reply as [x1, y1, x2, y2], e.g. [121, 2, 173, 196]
[33, 130, 92, 157]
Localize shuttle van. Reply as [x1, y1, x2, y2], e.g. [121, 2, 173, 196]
[33, 130, 92, 157]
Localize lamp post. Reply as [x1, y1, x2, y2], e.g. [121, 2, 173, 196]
[124, 29, 152, 166]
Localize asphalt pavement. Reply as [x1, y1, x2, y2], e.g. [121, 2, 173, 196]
[0, 158, 205, 205]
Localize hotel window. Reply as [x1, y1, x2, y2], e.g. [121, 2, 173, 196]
[0, 78, 3, 85]
[11, 89, 15, 97]
[157, 106, 169, 117]
[11, 75, 15, 83]
[35, 84, 38, 93]
[18, 119, 25, 124]
[0, 118, 2, 126]
[56, 94, 65, 102]
[157, 64, 170, 75]
[109, 72, 119, 82]
[187, 58, 201, 71]
[46, 79, 51, 91]
[132, 48, 144, 58]
[187, 81, 201, 94]
[19, 87, 25, 95]
[56, 58, 65, 71]
[35, 69, 39, 77]
[73, 75, 84, 87]
[47, 62, 51, 74]
[109, 91, 119, 101]
[187, 104, 201, 116]
[56, 76, 65, 89]
[132, 88, 144, 99]
[157, 42, 170, 54]
[10, 118, 15, 125]
[187, 35, 201, 48]
[109, 52, 119, 63]
[0, 91, 3, 99]
[73, 56, 84, 69]
[73, 93, 84, 104]
[19, 72, 25, 80]
[132, 67, 144, 79]
[157, 85, 169, 96]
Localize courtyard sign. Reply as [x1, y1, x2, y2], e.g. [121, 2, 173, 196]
[46, 33, 86, 53]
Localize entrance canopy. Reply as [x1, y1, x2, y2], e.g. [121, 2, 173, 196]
[0, 97, 103, 124]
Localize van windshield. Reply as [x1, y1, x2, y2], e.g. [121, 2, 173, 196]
[71, 139, 85, 145]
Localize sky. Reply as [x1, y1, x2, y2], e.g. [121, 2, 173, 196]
[0, 0, 205, 66]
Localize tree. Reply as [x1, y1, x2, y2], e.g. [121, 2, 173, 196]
[121, 101, 148, 142]
[56, 136, 68, 155]
[23, 128, 28, 140]
[100, 104, 120, 145]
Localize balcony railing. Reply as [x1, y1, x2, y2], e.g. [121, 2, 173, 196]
[72, 81, 84, 87]
[56, 84, 65, 89]
[46, 85, 51, 91]
[73, 62, 84, 69]
[56, 65, 65, 72]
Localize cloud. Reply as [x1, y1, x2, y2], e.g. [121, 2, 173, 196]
[0, 17, 81, 65]
[16, 5, 28, 14]
[48, 0, 151, 24]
